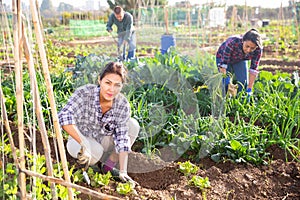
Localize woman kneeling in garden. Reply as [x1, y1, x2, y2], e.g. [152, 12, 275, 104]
[216, 28, 263, 97]
[58, 61, 140, 183]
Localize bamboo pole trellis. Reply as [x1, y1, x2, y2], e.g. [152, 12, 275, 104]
[0, 73, 19, 169]
[186, 1, 191, 47]
[12, 0, 27, 198]
[292, 0, 300, 48]
[0, 0, 127, 199]
[0, 0, 124, 199]
[22, 20, 58, 199]
[164, 5, 169, 34]
[28, 0, 74, 199]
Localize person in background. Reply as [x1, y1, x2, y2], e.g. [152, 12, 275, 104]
[58, 61, 140, 184]
[216, 28, 263, 98]
[106, 6, 136, 61]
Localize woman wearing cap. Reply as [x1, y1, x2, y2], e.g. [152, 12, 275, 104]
[58, 61, 139, 184]
[216, 28, 263, 97]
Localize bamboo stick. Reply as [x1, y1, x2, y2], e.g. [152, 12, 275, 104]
[21, 169, 121, 200]
[35, 0, 44, 39]
[164, 6, 169, 34]
[12, 0, 27, 199]
[186, 2, 191, 47]
[0, 0, 19, 168]
[137, 0, 141, 27]
[292, 0, 300, 48]
[197, 7, 200, 48]
[28, 0, 74, 199]
[0, 78, 19, 166]
[22, 21, 58, 200]
[245, 0, 248, 29]
[0, 1, 14, 59]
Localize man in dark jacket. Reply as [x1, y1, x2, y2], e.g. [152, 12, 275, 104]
[106, 6, 136, 60]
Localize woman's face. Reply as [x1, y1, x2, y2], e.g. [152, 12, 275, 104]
[99, 73, 123, 102]
[242, 40, 257, 54]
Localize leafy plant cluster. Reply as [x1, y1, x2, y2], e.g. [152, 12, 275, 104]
[1, 69, 73, 129]
[178, 161, 211, 200]
[222, 70, 300, 162]
[0, 139, 81, 199]
[0, 137, 135, 199]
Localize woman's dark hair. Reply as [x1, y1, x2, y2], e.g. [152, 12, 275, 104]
[99, 62, 127, 83]
[114, 6, 123, 15]
[243, 28, 262, 49]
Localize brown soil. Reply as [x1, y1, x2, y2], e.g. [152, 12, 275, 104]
[56, 37, 300, 76]
[3, 122, 300, 200]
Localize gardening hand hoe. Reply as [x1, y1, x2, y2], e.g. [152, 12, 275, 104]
[78, 147, 91, 185]
[82, 160, 91, 185]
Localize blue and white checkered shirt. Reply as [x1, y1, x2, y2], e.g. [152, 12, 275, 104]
[58, 84, 131, 153]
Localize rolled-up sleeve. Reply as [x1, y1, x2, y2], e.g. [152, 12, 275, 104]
[58, 88, 85, 126]
[249, 48, 263, 76]
[113, 99, 131, 153]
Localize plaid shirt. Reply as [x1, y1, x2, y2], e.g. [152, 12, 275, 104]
[58, 84, 131, 153]
[216, 36, 262, 75]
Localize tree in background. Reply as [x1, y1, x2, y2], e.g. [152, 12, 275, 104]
[57, 2, 74, 12]
[106, 0, 167, 11]
[40, 0, 55, 18]
[106, 0, 167, 25]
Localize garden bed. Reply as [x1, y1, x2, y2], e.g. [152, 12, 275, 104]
[6, 122, 300, 200]
[51, 37, 300, 76]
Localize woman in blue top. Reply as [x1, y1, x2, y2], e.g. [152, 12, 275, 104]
[216, 28, 263, 96]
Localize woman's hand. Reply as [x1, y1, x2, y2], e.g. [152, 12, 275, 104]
[119, 170, 138, 187]
[77, 145, 92, 165]
[119, 170, 133, 182]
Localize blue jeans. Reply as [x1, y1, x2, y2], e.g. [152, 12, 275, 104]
[216, 59, 249, 93]
[118, 31, 136, 59]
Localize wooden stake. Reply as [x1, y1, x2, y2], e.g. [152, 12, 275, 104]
[244, 0, 248, 29]
[186, 2, 191, 47]
[0, 79, 19, 167]
[292, 0, 300, 48]
[0, 0, 19, 176]
[197, 7, 200, 45]
[35, 0, 44, 38]
[164, 6, 169, 34]
[29, 0, 74, 199]
[137, 0, 141, 27]
[22, 21, 58, 200]
[231, 6, 237, 30]
[12, 0, 27, 198]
